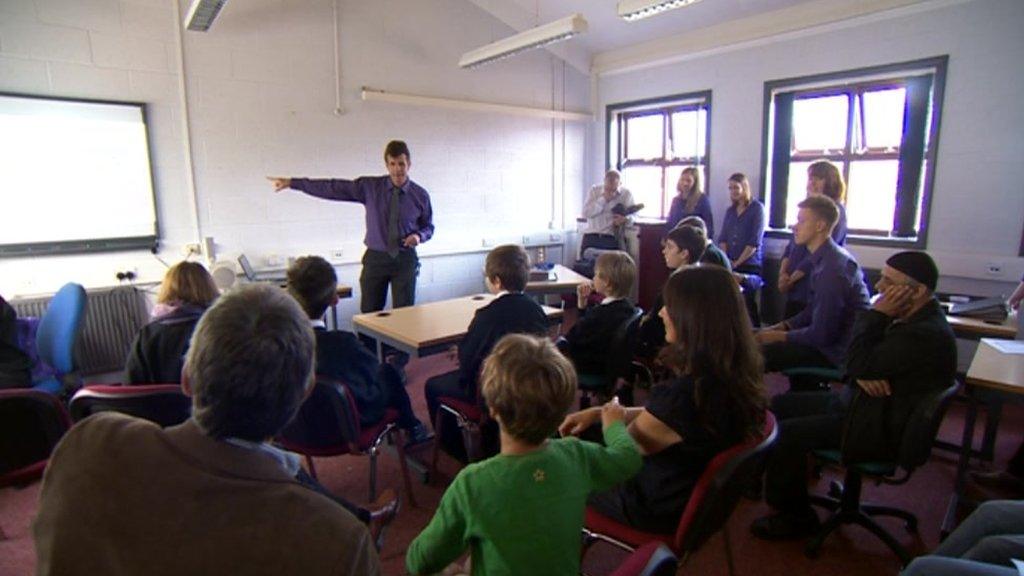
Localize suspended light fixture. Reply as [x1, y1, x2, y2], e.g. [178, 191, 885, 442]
[617, 0, 704, 22]
[184, 0, 228, 32]
[459, 13, 588, 69]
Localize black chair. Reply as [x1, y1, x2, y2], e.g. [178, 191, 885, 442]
[0, 389, 72, 489]
[805, 381, 960, 565]
[577, 307, 645, 408]
[276, 376, 417, 507]
[69, 384, 192, 427]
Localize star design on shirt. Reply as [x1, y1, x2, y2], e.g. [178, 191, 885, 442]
[533, 468, 545, 483]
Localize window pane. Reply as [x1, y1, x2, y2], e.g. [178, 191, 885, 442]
[625, 115, 663, 161]
[862, 88, 906, 150]
[621, 165, 663, 219]
[846, 160, 899, 232]
[792, 95, 848, 152]
[670, 109, 706, 160]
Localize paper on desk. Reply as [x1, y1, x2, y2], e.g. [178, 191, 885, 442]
[983, 338, 1024, 355]
[1012, 558, 1024, 576]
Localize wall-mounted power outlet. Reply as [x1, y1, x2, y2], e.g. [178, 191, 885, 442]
[329, 249, 345, 263]
[183, 242, 201, 257]
[985, 262, 1004, 277]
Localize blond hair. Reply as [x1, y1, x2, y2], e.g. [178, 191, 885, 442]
[157, 261, 218, 307]
[595, 251, 636, 299]
[481, 334, 577, 445]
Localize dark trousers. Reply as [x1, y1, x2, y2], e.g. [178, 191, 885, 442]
[359, 249, 419, 313]
[736, 264, 763, 328]
[295, 467, 370, 524]
[762, 341, 836, 392]
[580, 233, 620, 255]
[424, 370, 497, 463]
[374, 364, 419, 430]
[764, 391, 845, 514]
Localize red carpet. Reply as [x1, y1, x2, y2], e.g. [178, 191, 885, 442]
[3, 357, 1021, 576]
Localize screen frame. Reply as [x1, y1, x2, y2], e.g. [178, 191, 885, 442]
[0, 91, 161, 258]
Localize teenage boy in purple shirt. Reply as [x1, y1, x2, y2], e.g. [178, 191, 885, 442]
[756, 195, 870, 392]
[269, 140, 434, 313]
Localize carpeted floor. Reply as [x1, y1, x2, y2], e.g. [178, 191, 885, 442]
[2, 355, 1021, 576]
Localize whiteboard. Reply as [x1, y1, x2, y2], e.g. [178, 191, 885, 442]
[0, 93, 159, 256]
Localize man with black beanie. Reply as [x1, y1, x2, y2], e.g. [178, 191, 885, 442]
[752, 251, 957, 540]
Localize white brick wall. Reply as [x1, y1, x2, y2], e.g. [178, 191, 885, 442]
[0, 0, 588, 304]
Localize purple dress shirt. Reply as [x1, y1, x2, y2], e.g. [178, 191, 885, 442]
[786, 238, 871, 366]
[782, 202, 849, 303]
[665, 194, 715, 240]
[718, 200, 766, 269]
[290, 176, 434, 253]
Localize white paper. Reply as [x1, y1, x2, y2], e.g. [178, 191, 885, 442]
[983, 338, 1024, 355]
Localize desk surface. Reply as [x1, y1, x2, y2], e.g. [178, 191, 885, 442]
[352, 294, 563, 354]
[947, 313, 1016, 340]
[525, 265, 590, 294]
[965, 339, 1024, 394]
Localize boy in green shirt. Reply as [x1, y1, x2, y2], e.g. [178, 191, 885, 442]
[406, 334, 642, 575]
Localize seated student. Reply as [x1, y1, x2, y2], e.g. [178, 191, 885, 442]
[407, 334, 641, 575]
[561, 266, 767, 533]
[125, 261, 218, 384]
[561, 251, 637, 376]
[424, 244, 550, 460]
[751, 251, 956, 539]
[902, 500, 1024, 576]
[286, 255, 432, 445]
[778, 160, 849, 318]
[0, 293, 31, 389]
[636, 226, 710, 359]
[676, 215, 731, 270]
[34, 285, 380, 575]
[755, 196, 870, 392]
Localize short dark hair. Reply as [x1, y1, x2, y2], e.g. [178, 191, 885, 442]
[665, 226, 707, 264]
[287, 256, 337, 319]
[384, 140, 410, 161]
[676, 215, 707, 234]
[485, 244, 530, 292]
[798, 195, 840, 231]
[481, 334, 576, 445]
[185, 285, 315, 442]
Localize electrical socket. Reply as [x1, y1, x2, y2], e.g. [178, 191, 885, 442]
[985, 262, 1004, 277]
[329, 249, 345, 262]
[183, 242, 202, 257]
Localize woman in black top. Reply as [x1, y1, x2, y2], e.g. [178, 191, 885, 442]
[561, 266, 767, 533]
[125, 262, 218, 384]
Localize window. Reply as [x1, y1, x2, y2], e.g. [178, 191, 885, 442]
[760, 57, 947, 247]
[607, 91, 711, 219]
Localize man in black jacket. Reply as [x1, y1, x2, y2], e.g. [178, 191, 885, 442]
[424, 244, 550, 461]
[751, 251, 957, 540]
[287, 256, 432, 446]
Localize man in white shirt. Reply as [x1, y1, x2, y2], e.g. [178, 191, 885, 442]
[581, 170, 635, 255]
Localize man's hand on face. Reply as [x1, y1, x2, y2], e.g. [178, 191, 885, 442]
[874, 284, 914, 317]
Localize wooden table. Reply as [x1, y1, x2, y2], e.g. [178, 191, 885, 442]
[942, 338, 1024, 536]
[947, 313, 1017, 341]
[524, 264, 590, 295]
[352, 294, 564, 361]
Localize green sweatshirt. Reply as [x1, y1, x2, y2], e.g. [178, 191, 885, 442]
[406, 421, 641, 575]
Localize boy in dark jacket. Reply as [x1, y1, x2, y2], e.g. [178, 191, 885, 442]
[561, 251, 638, 376]
[287, 256, 432, 445]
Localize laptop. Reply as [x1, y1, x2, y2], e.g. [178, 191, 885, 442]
[237, 254, 288, 283]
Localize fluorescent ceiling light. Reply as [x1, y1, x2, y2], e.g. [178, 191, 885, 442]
[459, 13, 588, 69]
[184, 0, 228, 32]
[618, 0, 703, 22]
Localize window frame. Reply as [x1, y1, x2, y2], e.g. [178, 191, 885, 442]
[758, 56, 948, 249]
[606, 90, 712, 220]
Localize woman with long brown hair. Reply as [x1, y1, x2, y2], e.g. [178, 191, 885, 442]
[560, 265, 767, 533]
[666, 167, 714, 239]
[125, 261, 218, 384]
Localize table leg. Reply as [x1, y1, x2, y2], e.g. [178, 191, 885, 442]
[943, 388, 978, 538]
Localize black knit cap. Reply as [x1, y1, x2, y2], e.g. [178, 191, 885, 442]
[886, 251, 938, 292]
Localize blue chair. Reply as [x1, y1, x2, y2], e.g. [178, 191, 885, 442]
[32, 283, 87, 395]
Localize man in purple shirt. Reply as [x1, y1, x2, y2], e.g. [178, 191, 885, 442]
[269, 141, 434, 313]
[756, 195, 869, 392]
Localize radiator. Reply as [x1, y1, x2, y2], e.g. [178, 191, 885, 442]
[12, 287, 150, 376]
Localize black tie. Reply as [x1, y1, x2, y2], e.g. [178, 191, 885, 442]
[387, 186, 401, 258]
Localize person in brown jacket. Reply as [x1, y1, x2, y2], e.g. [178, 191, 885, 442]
[33, 284, 380, 576]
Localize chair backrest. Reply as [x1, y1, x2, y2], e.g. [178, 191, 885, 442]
[69, 384, 191, 428]
[0, 389, 72, 481]
[607, 307, 644, 379]
[675, 411, 778, 554]
[276, 377, 361, 455]
[36, 283, 87, 374]
[896, 380, 959, 470]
